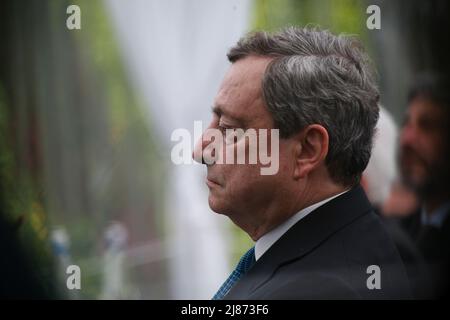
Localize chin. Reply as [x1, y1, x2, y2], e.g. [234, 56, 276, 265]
[208, 195, 230, 215]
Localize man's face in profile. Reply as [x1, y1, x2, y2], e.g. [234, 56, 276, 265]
[193, 56, 297, 237]
[399, 96, 449, 195]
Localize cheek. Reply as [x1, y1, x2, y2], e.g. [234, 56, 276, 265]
[226, 164, 261, 189]
[279, 151, 293, 169]
[430, 136, 447, 160]
[277, 144, 294, 172]
[417, 139, 441, 166]
[220, 165, 269, 204]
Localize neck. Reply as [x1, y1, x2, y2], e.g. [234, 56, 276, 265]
[292, 180, 347, 215]
[231, 178, 347, 241]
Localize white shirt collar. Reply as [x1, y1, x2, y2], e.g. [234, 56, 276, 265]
[420, 201, 450, 228]
[254, 190, 349, 261]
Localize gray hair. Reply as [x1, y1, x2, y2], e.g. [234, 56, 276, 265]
[228, 27, 380, 186]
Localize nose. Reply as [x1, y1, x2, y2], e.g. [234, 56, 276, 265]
[192, 133, 210, 164]
[192, 136, 204, 164]
[400, 122, 415, 148]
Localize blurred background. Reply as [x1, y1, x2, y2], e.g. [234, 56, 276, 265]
[0, 0, 449, 299]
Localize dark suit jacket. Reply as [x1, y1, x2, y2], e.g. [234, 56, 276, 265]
[400, 207, 450, 298]
[225, 185, 412, 299]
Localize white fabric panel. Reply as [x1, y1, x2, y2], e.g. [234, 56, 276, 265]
[104, 0, 252, 299]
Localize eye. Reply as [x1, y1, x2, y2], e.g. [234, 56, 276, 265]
[418, 118, 435, 132]
[218, 123, 233, 135]
[218, 125, 227, 134]
[217, 125, 236, 144]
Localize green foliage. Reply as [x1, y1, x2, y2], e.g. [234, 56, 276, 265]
[0, 84, 61, 298]
[1, 0, 167, 299]
[253, 0, 369, 44]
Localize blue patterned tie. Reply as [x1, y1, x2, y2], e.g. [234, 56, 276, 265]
[212, 246, 255, 300]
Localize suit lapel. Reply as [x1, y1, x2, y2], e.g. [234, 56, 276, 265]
[225, 185, 373, 299]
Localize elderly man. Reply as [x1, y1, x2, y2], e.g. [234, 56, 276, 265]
[193, 27, 411, 299]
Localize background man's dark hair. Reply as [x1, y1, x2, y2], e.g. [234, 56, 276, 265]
[408, 73, 450, 110]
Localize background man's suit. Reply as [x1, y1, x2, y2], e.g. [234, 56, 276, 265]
[400, 208, 450, 298]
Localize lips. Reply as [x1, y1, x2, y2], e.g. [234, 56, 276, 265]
[206, 176, 221, 187]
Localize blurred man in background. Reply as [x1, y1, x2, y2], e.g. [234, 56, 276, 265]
[362, 106, 424, 299]
[362, 105, 419, 218]
[399, 73, 450, 298]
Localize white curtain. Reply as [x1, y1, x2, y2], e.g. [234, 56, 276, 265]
[104, 0, 252, 299]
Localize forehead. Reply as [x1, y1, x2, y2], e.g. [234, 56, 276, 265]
[408, 96, 448, 124]
[214, 56, 273, 126]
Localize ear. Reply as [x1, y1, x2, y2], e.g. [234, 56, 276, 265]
[293, 124, 329, 179]
[360, 175, 369, 193]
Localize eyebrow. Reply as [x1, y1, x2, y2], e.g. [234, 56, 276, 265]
[211, 105, 245, 125]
